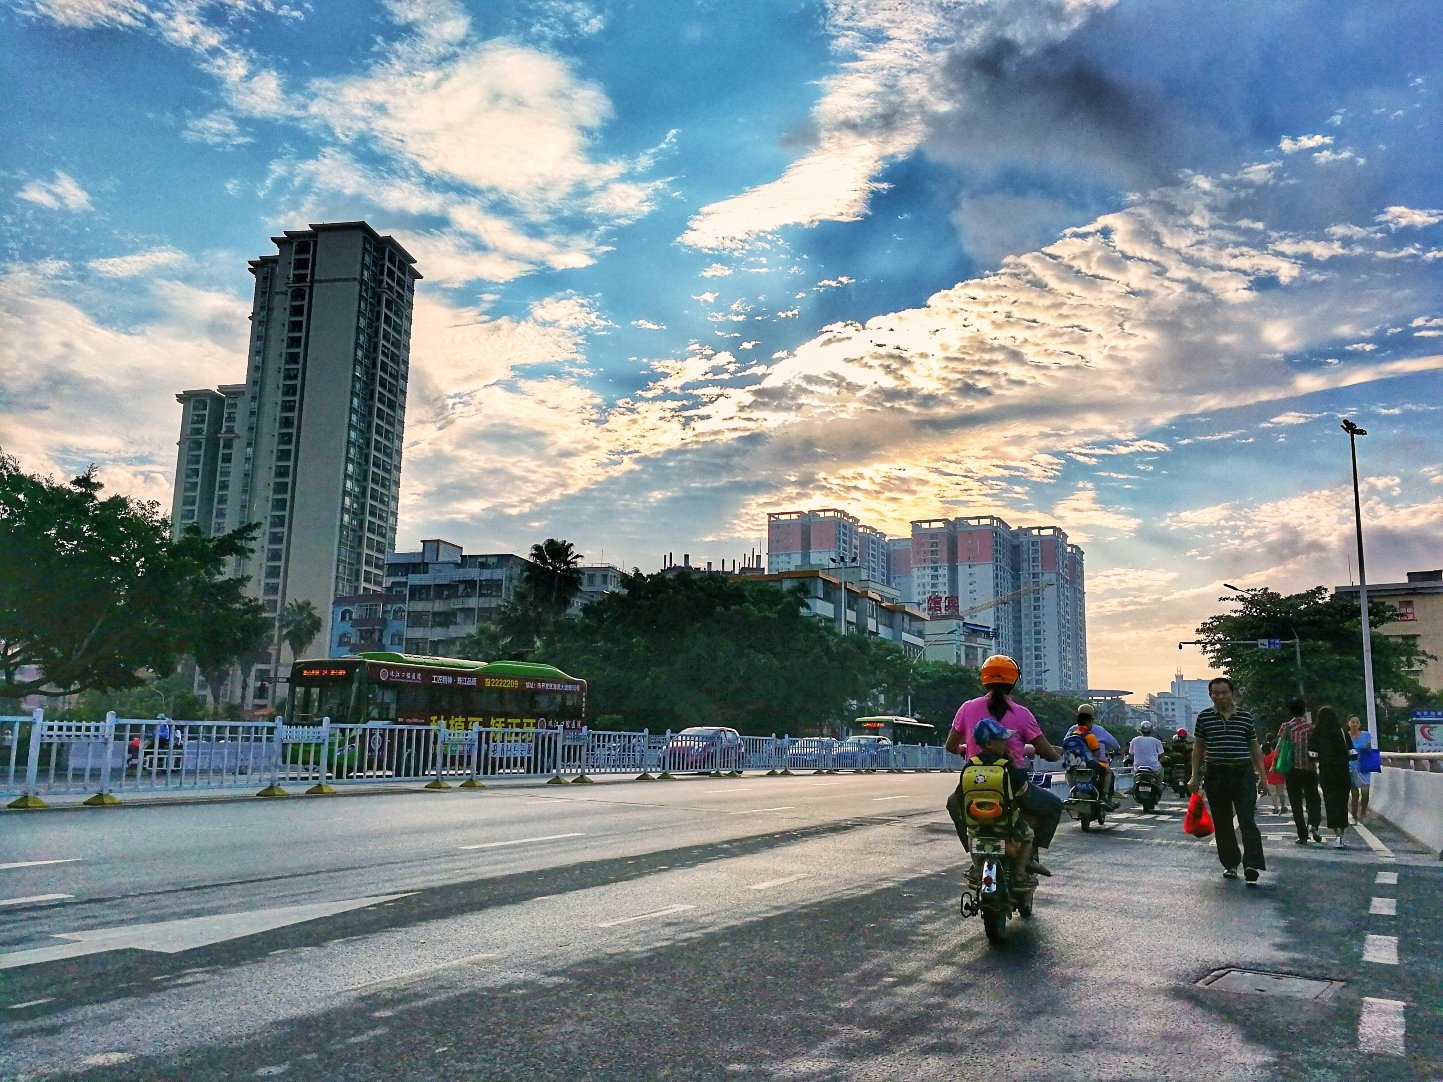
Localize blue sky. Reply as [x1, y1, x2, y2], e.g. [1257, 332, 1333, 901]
[2, 0, 1441, 698]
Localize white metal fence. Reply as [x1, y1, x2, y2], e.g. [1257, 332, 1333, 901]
[2, 710, 966, 808]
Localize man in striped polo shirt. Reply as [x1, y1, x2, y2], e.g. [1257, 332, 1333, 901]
[1189, 676, 1269, 883]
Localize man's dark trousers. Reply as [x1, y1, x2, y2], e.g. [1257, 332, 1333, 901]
[1203, 764, 1266, 871]
[1285, 769, 1321, 842]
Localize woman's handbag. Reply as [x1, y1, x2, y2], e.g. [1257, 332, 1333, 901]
[1275, 736, 1294, 773]
[1183, 792, 1215, 838]
[1359, 746, 1382, 773]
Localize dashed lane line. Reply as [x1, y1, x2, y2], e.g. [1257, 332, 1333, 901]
[596, 904, 696, 928]
[729, 807, 795, 814]
[748, 873, 810, 890]
[1358, 997, 1406, 1056]
[459, 833, 586, 850]
[6, 999, 55, 1010]
[871, 795, 909, 801]
[0, 860, 81, 872]
[1376, 871, 1398, 885]
[1369, 896, 1397, 916]
[1363, 934, 1399, 965]
[0, 895, 72, 908]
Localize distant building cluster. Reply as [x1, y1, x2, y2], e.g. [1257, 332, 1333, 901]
[766, 508, 1088, 694]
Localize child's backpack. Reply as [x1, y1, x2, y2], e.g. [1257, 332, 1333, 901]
[1061, 730, 1096, 776]
[960, 757, 1017, 829]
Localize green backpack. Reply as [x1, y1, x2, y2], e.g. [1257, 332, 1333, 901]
[960, 757, 1017, 828]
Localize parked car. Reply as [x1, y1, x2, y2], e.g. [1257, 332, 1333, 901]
[836, 735, 892, 769]
[659, 726, 745, 773]
[786, 736, 841, 769]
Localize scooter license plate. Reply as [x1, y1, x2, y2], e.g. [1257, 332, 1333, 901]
[974, 839, 1005, 854]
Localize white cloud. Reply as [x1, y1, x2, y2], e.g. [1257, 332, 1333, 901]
[700, 264, 733, 278]
[1279, 133, 1333, 152]
[632, 319, 665, 331]
[1263, 411, 1320, 426]
[16, 170, 92, 212]
[88, 247, 188, 277]
[1378, 206, 1443, 229]
[11, 0, 147, 28]
[1313, 148, 1363, 165]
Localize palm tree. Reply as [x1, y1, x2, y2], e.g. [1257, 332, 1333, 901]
[522, 538, 585, 621]
[279, 599, 324, 662]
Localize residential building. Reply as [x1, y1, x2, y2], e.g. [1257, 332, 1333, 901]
[739, 569, 927, 657]
[922, 619, 995, 668]
[573, 563, 626, 614]
[766, 509, 889, 583]
[330, 591, 407, 656]
[887, 538, 914, 603]
[1149, 692, 1196, 734]
[173, 222, 420, 710]
[382, 540, 529, 657]
[1171, 673, 1214, 717]
[1334, 569, 1443, 693]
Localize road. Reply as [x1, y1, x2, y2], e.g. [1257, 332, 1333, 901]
[0, 773, 1438, 1081]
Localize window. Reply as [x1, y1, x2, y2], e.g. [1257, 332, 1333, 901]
[389, 632, 404, 646]
[1395, 600, 1416, 622]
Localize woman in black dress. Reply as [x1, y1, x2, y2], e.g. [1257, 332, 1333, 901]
[1312, 705, 1352, 848]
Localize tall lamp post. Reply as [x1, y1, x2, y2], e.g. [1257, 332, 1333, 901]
[1341, 419, 1379, 743]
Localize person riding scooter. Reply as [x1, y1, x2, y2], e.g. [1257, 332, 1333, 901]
[1064, 715, 1115, 810]
[1164, 727, 1194, 793]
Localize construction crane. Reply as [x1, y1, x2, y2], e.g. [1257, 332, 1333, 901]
[925, 581, 1054, 666]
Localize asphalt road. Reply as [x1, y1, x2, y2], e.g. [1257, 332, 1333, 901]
[1, 773, 1438, 1081]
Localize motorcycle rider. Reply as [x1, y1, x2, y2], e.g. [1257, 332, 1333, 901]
[1165, 727, 1194, 790]
[1129, 720, 1166, 798]
[945, 655, 1063, 877]
[1065, 714, 1115, 810]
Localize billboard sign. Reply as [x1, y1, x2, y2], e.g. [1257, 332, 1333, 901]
[1412, 710, 1443, 753]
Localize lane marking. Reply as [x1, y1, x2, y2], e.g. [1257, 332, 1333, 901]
[1369, 896, 1397, 916]
[0, 893, 414, 971]
[1352, 821, 1392, 857]
[459, 833, 585, 850]
[749, 874, 810, 891]
[704, 787, 756, 793]
[1358, 997, 1406, 1056]
[348, 952, 498, 993]
[0, 860, 81, 872]
[523, 798, 570, 805]
[0, 895, 72, 908]
[1375, 871, 1398, 885]
[871, 795, 908, 802]
[729, 807, 795, 814]
[1363, 934, 1398, 965]
[7, 998, 54, 1009]
[596, 904, 695, 928]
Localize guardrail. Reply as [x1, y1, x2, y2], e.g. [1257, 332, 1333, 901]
[1373, 752, 1443, 857]
[3, 712, 970, 809]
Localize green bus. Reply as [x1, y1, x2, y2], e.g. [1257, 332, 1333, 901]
[286, 652, 587, 732]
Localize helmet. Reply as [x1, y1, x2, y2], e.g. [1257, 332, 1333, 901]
[1176, 728, 1188, 738]
[1140, 720, 1154, 734]
[979, 654, 1020, 687]
[973, 717, 1013, 745]
[1076, 702, 1096, 718]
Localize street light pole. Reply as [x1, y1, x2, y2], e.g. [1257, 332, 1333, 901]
[1341, 419, 1379, 743]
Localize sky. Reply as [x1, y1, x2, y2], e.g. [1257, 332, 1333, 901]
[2, 0, 1441, 701]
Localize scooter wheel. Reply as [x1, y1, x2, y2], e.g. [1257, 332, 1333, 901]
[1079, 816, 1092, 831]
[983, 908, 1008, 944]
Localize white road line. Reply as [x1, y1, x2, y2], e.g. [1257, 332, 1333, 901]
[1369, 896, 1397, 916]
[729, 807, 795, 814]
[749, 874, 810, 891]
[348, 952, 498, 993]
[705, 787, 756, 793]
[1376, 871, 1398, 885]
[871, 795, 908, 801]
[1352, 821, 1392, 857]
[1358, 997, 1406, 1056]
[0, 894, 72, 908]
[0, 860, 81, 872]
[7, 999, 55, 1010]
[596, 904, 695, 928]
[1363, 934, 1399, 965]
[459, 833, 585, 850]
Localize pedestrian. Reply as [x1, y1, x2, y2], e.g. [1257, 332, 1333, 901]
[1261, 739, 1289, 816]
[1189, 676, 1268, 884]
[1278, 698, 1322, 845]
[1312, 705, 1352, 848]
[1346, 715, 1372, 824]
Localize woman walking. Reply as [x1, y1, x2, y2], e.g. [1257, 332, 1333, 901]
[1347, 715, 1372, 824]
[1312, 706, 1353, 848]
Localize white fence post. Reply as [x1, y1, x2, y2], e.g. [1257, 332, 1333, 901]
[83, 711, 122, 806]
[461, 723, 484, 789]
[572, 727, 594, 784]
[425, 720, 451, 790]
[636, 728, 655, 781]
[307, 716, 337, 796]
[257, 716, 288, 797]
[7, 709, 47, 809]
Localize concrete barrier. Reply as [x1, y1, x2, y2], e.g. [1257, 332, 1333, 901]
[1372, 754, 1443, 857]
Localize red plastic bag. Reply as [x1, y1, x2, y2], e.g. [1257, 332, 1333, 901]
[1183, 792, 1214, 839]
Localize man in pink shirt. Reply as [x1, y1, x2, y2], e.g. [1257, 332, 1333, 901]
[944, 655, 1064, 877]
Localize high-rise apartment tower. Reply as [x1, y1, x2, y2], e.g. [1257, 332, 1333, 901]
[172, 221, 421, 709]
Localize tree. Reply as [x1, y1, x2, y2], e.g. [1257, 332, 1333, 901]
[71, 669, 208, 722]
[521, 539, 585, 622]
[1193, 586, 1431, 747]
[907, 660, 983, 730]
[452, 622, 522, 662]
[0, 455, 261, 699]
[192, 592, 271, 711]
[279, 599, 324, 661]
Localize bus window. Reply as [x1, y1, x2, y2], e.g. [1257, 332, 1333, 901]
[368, 687, 397, 721]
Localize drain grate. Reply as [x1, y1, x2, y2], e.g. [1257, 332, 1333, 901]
[1198, 968, 1344, 1000]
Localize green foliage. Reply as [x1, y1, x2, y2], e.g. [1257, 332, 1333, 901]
[1193, 586, 1432, 742]
[70, 669, 208, 722]
[536, 570, 915, 736]
[907, 660, 982, 729]
[279, 599, 324, 660]
[1014, 690, 1095, 742]
[451, 623, 521, 662]
[193, 588, 270, 708]
[0, 454, 261, 699]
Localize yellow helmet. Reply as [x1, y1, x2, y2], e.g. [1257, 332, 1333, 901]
[980, 654, 1020, 687]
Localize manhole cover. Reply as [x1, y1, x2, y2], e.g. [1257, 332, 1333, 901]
[1198, 968, 1344, 1000]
